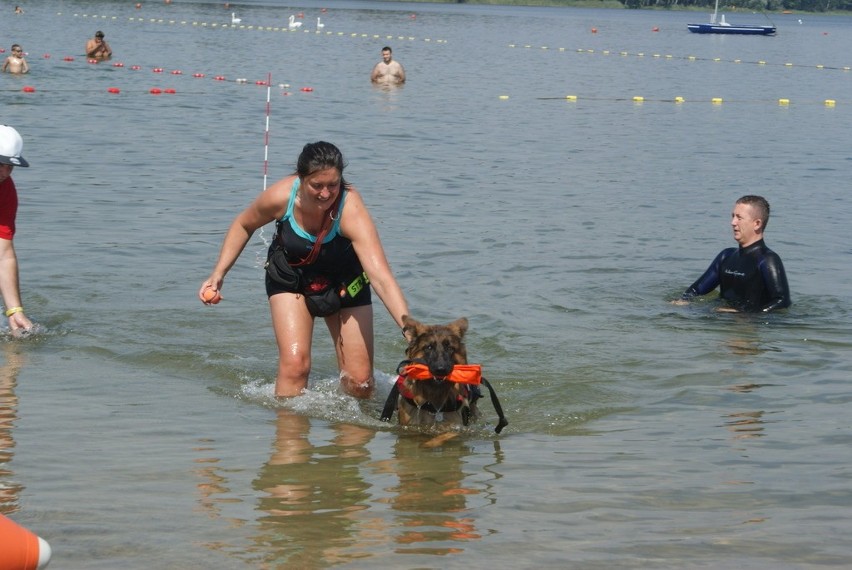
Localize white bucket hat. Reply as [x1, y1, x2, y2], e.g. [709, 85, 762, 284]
[0, 125, 30, 167]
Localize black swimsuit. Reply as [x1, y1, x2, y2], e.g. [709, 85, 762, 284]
[265, 179, 371, 310]
[683, 239, 791, 312]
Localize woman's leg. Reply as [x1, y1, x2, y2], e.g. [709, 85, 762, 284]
[325, 304, 374, 398]
[269, 292, 315, 397]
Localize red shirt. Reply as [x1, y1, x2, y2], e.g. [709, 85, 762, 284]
[0, 177, 18, 240]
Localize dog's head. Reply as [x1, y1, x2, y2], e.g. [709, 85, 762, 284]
[402, 315, 468, 379]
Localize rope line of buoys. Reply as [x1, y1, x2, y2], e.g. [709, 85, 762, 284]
[507, 44, 851, 73]
[510, 94, 841, 106]
[9, 49, 315, 97]
[0, 513, 52, 570]
[58, 11, 447, 44]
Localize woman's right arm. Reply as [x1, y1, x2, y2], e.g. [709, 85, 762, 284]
[199, 177, 292, 301]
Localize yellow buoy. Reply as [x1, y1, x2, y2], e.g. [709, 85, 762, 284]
[674, 96, 685, 104]
[565, 95, 578, 101]
[633, 96, 644, 102]
[498, 95, 509, 100]
[711, 98, 723, 104]
[778, 98, 790, 106]
[824, 99, 836, 107]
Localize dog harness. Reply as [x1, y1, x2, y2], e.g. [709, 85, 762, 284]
[380, 359, 509, 434]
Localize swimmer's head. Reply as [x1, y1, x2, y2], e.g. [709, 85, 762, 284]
[95, 31, 105, 39]
[736, 195, 770, 231]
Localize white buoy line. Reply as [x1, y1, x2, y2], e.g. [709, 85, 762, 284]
[508, 43, 850, 72]
[61, 12, 446, 43]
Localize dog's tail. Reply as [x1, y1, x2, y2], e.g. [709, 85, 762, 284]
[481, 377, 509, 434]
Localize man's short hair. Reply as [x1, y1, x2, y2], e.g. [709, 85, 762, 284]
[737, 195, 770, 231]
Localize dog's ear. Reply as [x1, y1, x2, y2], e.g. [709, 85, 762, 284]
[447, 317, 469, 337]
[401, 315, 421, 343]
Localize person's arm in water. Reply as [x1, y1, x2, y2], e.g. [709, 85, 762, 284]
[758, 252, 790, 312]
[674, 248, 731, 304]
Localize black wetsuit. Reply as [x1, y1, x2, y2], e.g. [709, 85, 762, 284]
[682, 239, 791, 313]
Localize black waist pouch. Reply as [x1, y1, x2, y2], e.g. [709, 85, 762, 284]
[304, 287, 342, 317]
[265, 247, 301, 290]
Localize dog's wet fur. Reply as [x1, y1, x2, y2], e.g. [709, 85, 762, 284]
[397, 315, 480, 429]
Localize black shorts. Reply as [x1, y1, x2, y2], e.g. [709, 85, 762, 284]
[265, 274, 372, 311]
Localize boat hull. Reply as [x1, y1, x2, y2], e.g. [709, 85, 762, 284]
[687, 23, 776, 35]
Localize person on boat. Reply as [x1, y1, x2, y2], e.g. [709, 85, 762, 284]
[674, 195, 790, 313]
[85, 31, 112, 59]
[199, 141, 410, 399]
[2, 44, 28, 74]
[370, 46, 405, 85]
[0, 125, 34, 335]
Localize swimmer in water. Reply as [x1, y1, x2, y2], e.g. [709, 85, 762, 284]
[2, 44, 28, 74]
[674, 195, 790, 313]
[370, 46, 405, 85]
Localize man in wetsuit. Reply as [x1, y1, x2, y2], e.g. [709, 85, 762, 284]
[675, 195, 790, 313]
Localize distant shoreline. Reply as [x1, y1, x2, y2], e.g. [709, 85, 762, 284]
[385, 0, 850, 15]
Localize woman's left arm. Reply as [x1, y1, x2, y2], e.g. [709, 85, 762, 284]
[341, 188, 409, 327]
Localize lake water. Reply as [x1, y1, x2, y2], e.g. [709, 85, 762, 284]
[2, 0, 851, 568]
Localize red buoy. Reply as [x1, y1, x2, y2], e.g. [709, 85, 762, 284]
[150, 88, 162, 94]
[22, 86, 36, 93]
[108, 87, 121, 94]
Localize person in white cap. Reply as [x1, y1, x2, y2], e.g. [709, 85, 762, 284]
[0, 125, 33, 335]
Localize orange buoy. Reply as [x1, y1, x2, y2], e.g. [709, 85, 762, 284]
[22, 86, 36, 93]
[255, 80, 267, 86]
[130, 65, 141, 70]
[107, 87, 121, 94]
[213, 75, 226, 81]
[150, 88, 162, 95]
[164, 88, 176, 94]
[192, 73, 205, 78]
[113, 62, 124, 67]
[88, 59, 99, 64]
[171, 70, 182, 75]
[300, 87, 313, 92]
[153, 68, 163, 73]
[63, 56, 74, 62]
[591, 27, 598, 33]
[0, 513, 52, 570]
[652, 26, 660, 32]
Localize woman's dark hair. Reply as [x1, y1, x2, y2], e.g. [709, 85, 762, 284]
[295, 141, 349, 188]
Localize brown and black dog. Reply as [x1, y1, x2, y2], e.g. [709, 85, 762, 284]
[380, 315, 508, 433]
